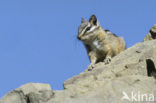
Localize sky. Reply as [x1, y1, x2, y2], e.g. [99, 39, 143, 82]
[0, 0, 156, 98]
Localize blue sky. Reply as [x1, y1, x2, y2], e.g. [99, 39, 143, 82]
[0, 0, 156, 97]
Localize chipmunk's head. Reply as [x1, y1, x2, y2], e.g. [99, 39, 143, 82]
[77, 15, 101, 41]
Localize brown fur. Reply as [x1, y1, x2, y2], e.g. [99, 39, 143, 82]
[77, 15, 126, 70]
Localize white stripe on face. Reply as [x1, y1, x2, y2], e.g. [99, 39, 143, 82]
[87, 26, 96, 33]
[79, 23, 91, 36]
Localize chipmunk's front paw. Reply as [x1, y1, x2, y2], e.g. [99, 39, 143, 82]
[104, 57, 111, 64]
[87, 64, 95, 71]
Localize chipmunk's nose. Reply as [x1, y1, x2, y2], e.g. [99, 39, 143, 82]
[77, 36, 81, 40]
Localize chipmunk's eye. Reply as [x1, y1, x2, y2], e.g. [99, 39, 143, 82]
[86, 27, 91, 31]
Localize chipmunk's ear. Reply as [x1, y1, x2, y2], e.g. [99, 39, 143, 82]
[89, 14, 97, 25]
[81, 18, 86, 23]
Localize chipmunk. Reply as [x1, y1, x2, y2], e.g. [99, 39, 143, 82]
[77, 15, 126, 71]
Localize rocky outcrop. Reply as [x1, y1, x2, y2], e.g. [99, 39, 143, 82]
[0, 83, 54, 103]
[1, 40, 156, 103]
[143, 24, 156, 42]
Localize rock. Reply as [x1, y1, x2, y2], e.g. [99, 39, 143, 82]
[64, 40, 156, 90]
[50, 75, 156, 103]
[1, 40, 156, 103]
[143, 24, 156, 42]
[0, 90, 27, 103]
[16, 83, 52, 95]
[0, 83, 53, 103]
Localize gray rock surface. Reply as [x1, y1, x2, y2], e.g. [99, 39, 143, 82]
[143, 24, 156, 42]
[1, 40, 156, 103]
[0, 83, 53, 103]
